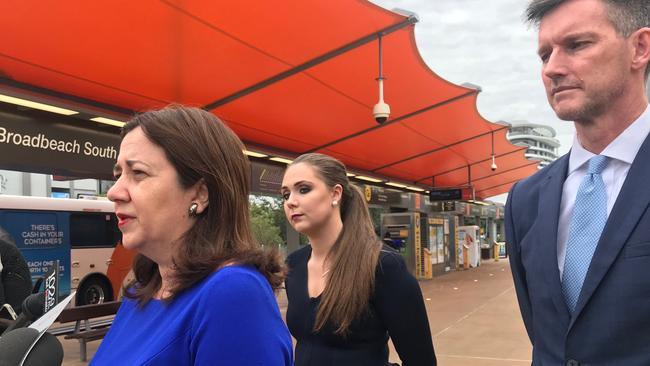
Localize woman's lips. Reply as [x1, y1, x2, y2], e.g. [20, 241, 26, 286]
[116, 213, 135, 228]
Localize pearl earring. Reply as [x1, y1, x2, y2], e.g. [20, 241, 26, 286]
[332, 200, 338, 207]
[188, 202, 199, 216]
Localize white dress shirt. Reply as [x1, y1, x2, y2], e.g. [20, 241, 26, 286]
[557, 105, 650, 277]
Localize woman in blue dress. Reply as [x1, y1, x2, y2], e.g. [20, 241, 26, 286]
[91, 106, 293, 366]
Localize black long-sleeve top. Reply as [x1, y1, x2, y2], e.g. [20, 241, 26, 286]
[285, 245, 437, 366]
[0, 238, 32, 318]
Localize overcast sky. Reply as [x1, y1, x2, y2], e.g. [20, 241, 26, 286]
[370, 0, 575, 153]
[369, 0, 577, 201]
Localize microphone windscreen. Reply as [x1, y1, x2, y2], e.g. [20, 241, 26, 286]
[0, 327, 40, 366]
[23, 332, 63, 366]
[23, 294, 46, 320]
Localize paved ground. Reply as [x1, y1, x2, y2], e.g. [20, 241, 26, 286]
[59, 259, 532, 365]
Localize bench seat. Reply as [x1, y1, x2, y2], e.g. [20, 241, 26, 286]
[57, 301, 121, 362]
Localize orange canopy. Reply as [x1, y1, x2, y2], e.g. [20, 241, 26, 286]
[0, 0, 537, 199]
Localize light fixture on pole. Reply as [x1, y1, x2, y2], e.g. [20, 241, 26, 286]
[490, 131, 497, 171]
[372, 35, 390, 124]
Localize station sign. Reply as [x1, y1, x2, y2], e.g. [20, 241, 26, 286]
[364, 185, 404, 206]
[250, 161, 285, 196]
[0, 106, 120, 179]
[429, 188, 473, 201]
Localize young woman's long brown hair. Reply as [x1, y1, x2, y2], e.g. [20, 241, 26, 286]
[291, 153, 382, 335]
[121, 106, 285, 305]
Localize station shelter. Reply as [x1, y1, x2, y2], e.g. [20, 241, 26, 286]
[0, 1, 537, 277]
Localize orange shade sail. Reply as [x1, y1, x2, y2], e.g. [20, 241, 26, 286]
[0, 0, 537, 198]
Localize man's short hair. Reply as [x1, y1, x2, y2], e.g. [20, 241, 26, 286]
[526, 0, 650, 79]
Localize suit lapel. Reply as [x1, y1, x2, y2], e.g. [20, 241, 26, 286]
[537, 154, 571, 324]
[570, 134, 650, 328]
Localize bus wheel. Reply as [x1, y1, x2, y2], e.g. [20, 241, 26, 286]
[77, 276, 113, 306]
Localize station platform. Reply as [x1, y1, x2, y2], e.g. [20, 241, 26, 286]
[59, 259, 531, 365]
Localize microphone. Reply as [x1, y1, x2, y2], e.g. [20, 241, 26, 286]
[2, 294, 45, 335]
[0, 328, 38, 366]
[22, 294, 45, 321]
[24, 332, 64, 366]
[0, 327, 63, 366]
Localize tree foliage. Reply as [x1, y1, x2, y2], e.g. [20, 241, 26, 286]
[250, 196, 285, 247]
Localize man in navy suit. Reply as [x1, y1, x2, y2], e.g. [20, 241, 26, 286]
[506, 0, 650, 365]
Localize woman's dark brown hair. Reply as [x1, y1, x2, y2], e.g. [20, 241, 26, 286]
[290, 153, 382, 335]
[121, 105, 285, 305]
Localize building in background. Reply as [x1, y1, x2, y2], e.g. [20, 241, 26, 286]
[506, 121, 560, 169]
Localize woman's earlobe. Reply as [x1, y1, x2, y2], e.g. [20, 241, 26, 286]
[193, 179, 210, 212]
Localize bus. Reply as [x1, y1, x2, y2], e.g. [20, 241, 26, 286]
[0, 195, 134, 306]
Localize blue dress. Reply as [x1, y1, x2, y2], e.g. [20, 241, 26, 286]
[91, 265, 293, 366]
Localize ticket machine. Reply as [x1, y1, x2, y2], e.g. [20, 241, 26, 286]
[381, 212, 426, 278]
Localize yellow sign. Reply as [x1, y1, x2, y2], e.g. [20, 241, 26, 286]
[364, 185, 372, 202]
[414, 212, 422, 278]
[423, 249, 433, 279]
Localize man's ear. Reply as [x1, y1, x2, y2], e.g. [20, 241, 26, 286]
[631, 28, 650, 75]
[191, 179, 209, 214]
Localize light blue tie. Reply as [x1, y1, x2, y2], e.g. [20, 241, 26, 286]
[562, 155, 609, 313]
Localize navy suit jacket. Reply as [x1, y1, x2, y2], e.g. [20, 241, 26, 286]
[506, 133, 650, 366]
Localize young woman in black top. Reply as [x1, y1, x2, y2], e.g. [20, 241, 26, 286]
[281, 153, 436, 366]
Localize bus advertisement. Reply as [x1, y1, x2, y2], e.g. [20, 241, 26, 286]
[0, 195, 134, 306]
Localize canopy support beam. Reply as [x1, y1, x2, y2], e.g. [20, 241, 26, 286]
[476, 178, 527, 196]
[416, 146, 527, 183]
[371, 125, 507, 172]
[0, 77, 136, 117]
[202, 16, 418, 111]
[305, 90, 477, 153]
[470, 161, 539, 183]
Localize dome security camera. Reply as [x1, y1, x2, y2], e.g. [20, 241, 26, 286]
[373, 101, 390, 124]
[373, 76, 390, 124]
[490, 155, 497, 171]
